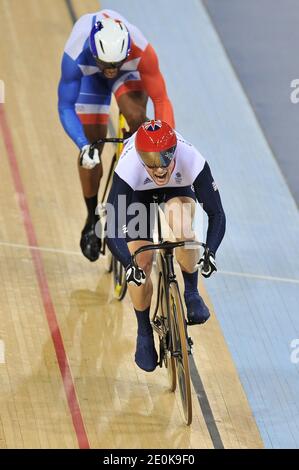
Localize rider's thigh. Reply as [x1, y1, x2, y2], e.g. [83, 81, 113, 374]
[116, 91, 148, 132]
[164, 196, 196, 241]
[82, 123, 108, 153]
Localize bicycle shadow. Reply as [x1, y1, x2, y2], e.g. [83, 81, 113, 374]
[3, 275, 193, 448]
[67, 279, 192, 448]
[98, 382, 192, 449]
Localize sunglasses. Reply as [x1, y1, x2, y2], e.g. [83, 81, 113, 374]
[140, 146, 177, 169]
[95, 58, 126, 70]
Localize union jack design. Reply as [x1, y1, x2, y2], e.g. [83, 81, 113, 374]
[143, 120, 162, 131]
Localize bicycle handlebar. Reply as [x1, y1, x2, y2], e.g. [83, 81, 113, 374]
[131, 240, 206, 267]
[90, 137, 124, 150]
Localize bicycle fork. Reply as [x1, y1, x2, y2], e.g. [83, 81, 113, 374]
[151, 258, 193, 368]
[164, 250, 193, 356]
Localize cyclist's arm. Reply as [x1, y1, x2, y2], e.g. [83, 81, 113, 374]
[58, 53, 89, 149]
[106, 173, 132, 268]
[138, 44, 175, 128]
[193, 162, 226, 254]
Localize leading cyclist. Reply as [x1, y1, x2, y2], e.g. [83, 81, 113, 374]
[106, 121, 226, 372]
[58, 10, 174, 262]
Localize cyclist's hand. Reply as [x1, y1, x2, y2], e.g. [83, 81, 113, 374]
[197, 249, 217, 278]
[79, 144, 100, 169]
[126, 263, 146, 286]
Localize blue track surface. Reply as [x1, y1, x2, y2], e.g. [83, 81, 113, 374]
[204, 0, 299, 206]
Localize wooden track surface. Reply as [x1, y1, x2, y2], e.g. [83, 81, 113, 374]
[0, 0, 263, 448]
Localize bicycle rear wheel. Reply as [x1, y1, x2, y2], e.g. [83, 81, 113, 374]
[112, 256, 127, 301]
[104, 244, 113, 273]
[168, 282, 192, 425]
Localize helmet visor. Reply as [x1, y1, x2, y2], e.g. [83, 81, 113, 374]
[138, 145, 177, 169]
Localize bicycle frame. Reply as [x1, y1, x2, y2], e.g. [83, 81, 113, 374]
[131, 199, 206, 351]
[131, 198, 206, 424]
[97, 113, 128, 300]
[97, 138, 124, 220]
[96, 121, 125, 256]
[131, 196, 206, 284]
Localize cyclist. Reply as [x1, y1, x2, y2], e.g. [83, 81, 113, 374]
[58, 10, 174, 262]
[106, 120, 226, 372]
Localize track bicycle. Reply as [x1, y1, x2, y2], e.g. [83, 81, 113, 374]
[131, 195, 207, 425]
[92, 112, 128, 301]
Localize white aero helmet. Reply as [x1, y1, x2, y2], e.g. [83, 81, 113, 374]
[89, 18, 131, 64]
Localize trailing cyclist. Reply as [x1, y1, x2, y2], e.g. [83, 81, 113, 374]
[58, 10, 175, 262]
[106, 120, 226, 372]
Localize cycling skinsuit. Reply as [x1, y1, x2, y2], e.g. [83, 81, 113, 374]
[58, 9, 174, 149]
[106, 132, 226, 267]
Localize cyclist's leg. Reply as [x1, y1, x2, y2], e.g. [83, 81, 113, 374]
[112, 71, 148, 133]
[117, 91, 147, 133]
[164, 195, 198, 271]
[164, 190, 210, 324]
[125, 190, 157, 371]
[127, 240, 157, 372]
[75, 74, 111, 261]
[163, 189, 198, 270]
[125, 187, 157, 309]
[127, 239, 154, 311]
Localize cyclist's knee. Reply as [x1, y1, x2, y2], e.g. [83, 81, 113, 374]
[124, 107, 146, 132]
[82, 123, 108, 151]
[175, 227, 195, 242]
[117, 91, 147, 131]
[176, 245, 198, 274]
[136, 251, 154, 276]
[164, 197, 196, 240]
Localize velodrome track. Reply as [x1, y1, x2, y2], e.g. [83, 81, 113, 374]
[0, 0, 298, 449]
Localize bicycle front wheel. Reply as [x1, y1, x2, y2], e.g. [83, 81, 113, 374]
[160, 286, 176, 392]
[168, 282, 192, 425]
[112, 256, 127, 301]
